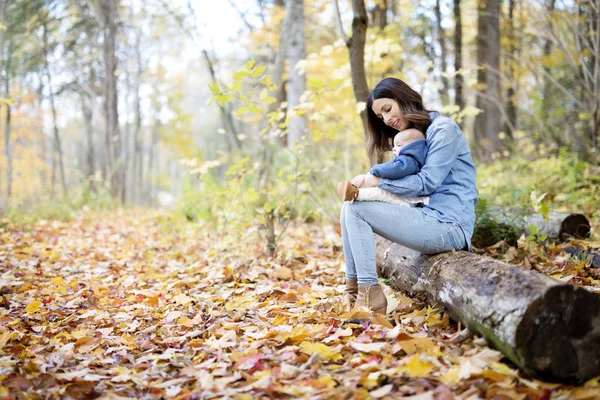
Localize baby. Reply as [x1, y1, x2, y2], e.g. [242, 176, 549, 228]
[337, 128, 429, 206]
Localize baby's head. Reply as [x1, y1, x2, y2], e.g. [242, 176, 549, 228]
[392, 129, 425, 157]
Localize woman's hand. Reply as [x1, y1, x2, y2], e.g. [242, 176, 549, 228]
[351, 173, 380, 188]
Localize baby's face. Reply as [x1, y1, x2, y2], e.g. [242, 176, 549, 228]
[392, 134, 413, 157]
[391, 129, 425, 157]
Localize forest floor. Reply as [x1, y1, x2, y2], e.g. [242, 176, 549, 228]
[1, 210, 600, 399]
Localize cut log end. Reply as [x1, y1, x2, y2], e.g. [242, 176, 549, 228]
[517, 285, 600, 383]
[560, 214, 591, 240]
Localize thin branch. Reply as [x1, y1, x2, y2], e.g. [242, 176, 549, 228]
[332, 0, 349, 43]
[226, 0, 255, 31]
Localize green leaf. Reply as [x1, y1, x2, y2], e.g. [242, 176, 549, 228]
[310, 79, 325, 89]
[208, 82, 221, 95]
[245, 58, 256, 71]
[251, 65, 266, 77]
[529, 224, 538, 235]
[538, 202, 550, 221]
[260, 75, 277, 90]
[233, 71, 249, 80]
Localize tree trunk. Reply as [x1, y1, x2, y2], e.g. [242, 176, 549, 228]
[3, 39, 12, 199]
[375, 236, 600, 383]
[435, 0, 449, 105]
[474, 0, 504, 161]
[453, 0, 464, 110]
[101, 0, 122, 200]
[43, 22, 67, 197]
[81, 93, 95, 188]
[503, 0, 518, 140]
[346, 0, 378, 164]
[132, 30, 143, 205]
[269, 0, 289, 147]
[147, 114, 160, 206]
[474, 208, 591, 247]
[286, 0, 307, 147]
[371, 0, 387, 30]
[0, 0, 4, 201]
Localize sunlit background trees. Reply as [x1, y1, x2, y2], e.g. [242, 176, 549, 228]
[0, 0, 598, 249]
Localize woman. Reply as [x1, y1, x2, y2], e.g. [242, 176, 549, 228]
[341, 78, 477, 315]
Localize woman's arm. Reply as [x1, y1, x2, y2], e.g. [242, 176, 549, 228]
[378, 119, 460, 197]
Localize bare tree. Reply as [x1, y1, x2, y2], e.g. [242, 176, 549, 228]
[503, 0, 518, 139]
[370, 0, 388, 30]
[454, 0, 464, 109]
[42, 19, 67, 198]
[435, 0, 449, 105]
[474, 0, 504, 161]
[2, 39, 11, 199]
[100, 0, 123, 199]
[286, 0, 307, 147]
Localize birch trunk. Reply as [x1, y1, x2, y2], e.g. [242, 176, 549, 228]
[43, 22, 67, 197]
[286, 0, 307, 147]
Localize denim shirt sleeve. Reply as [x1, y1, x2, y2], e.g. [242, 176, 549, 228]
[369, 155, 419, 180]
[378, 120, 460, 197]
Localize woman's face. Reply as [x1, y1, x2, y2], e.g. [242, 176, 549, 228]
[371, 98, 408, 131]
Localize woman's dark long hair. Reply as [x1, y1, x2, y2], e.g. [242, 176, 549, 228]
[366, 78, 433, 160]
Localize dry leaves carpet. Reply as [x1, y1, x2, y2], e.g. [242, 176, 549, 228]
[1, 210, 599, 399]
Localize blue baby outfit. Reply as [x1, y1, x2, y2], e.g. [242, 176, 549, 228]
[369, 139, 428, 180]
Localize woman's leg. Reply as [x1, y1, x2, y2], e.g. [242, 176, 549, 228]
[340, 202, 357, 280]
[343, 201, 465, 286]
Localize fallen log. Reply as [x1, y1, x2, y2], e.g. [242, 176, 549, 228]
[474, 208, 590, 247]
[375, 236, 600, 383]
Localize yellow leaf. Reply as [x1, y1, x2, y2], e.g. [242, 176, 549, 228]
[178, 316, 192, 326]
[233, 71, 249, 80]
[490, 361, 519, 377]
[51, 277, 65, 286]
[245, 59, 256, 71]
[173, 293, 192, 306]
[0, 385, 8, 396]
[26, 300, 42, 314]
[340, 309, 372, 319]
[399, 337, 435, 355]
[440, 366, 460, 384]
[299, 341, 341, 361]
[0, 331, 12, 348]
[370, 314, 393, 329]
[274, 266, 292, 280]
[251, 65, 266, 77]
[349, 341, 387, 353]
[400, 355, 433, 377]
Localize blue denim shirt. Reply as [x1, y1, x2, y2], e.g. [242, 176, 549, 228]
[369, 139, 427, 180]
[378, 113, 478, 248]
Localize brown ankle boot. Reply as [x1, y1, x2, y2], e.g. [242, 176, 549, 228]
[356, 285, 388, 315]
[336, 180, 359, 202]
[343, 278, 358, 311]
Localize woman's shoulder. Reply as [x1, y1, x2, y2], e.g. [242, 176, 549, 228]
[427, 115, 461, 138]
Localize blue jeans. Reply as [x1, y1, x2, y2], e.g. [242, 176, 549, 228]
[340, 201, 467, 286]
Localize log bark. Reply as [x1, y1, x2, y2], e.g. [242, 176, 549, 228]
[375, 236, 600, 383]
[485, 208, 591, 241]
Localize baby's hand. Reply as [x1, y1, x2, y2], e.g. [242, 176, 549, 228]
[351, 173, 380, 188]
[351, 174, 367, 188]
